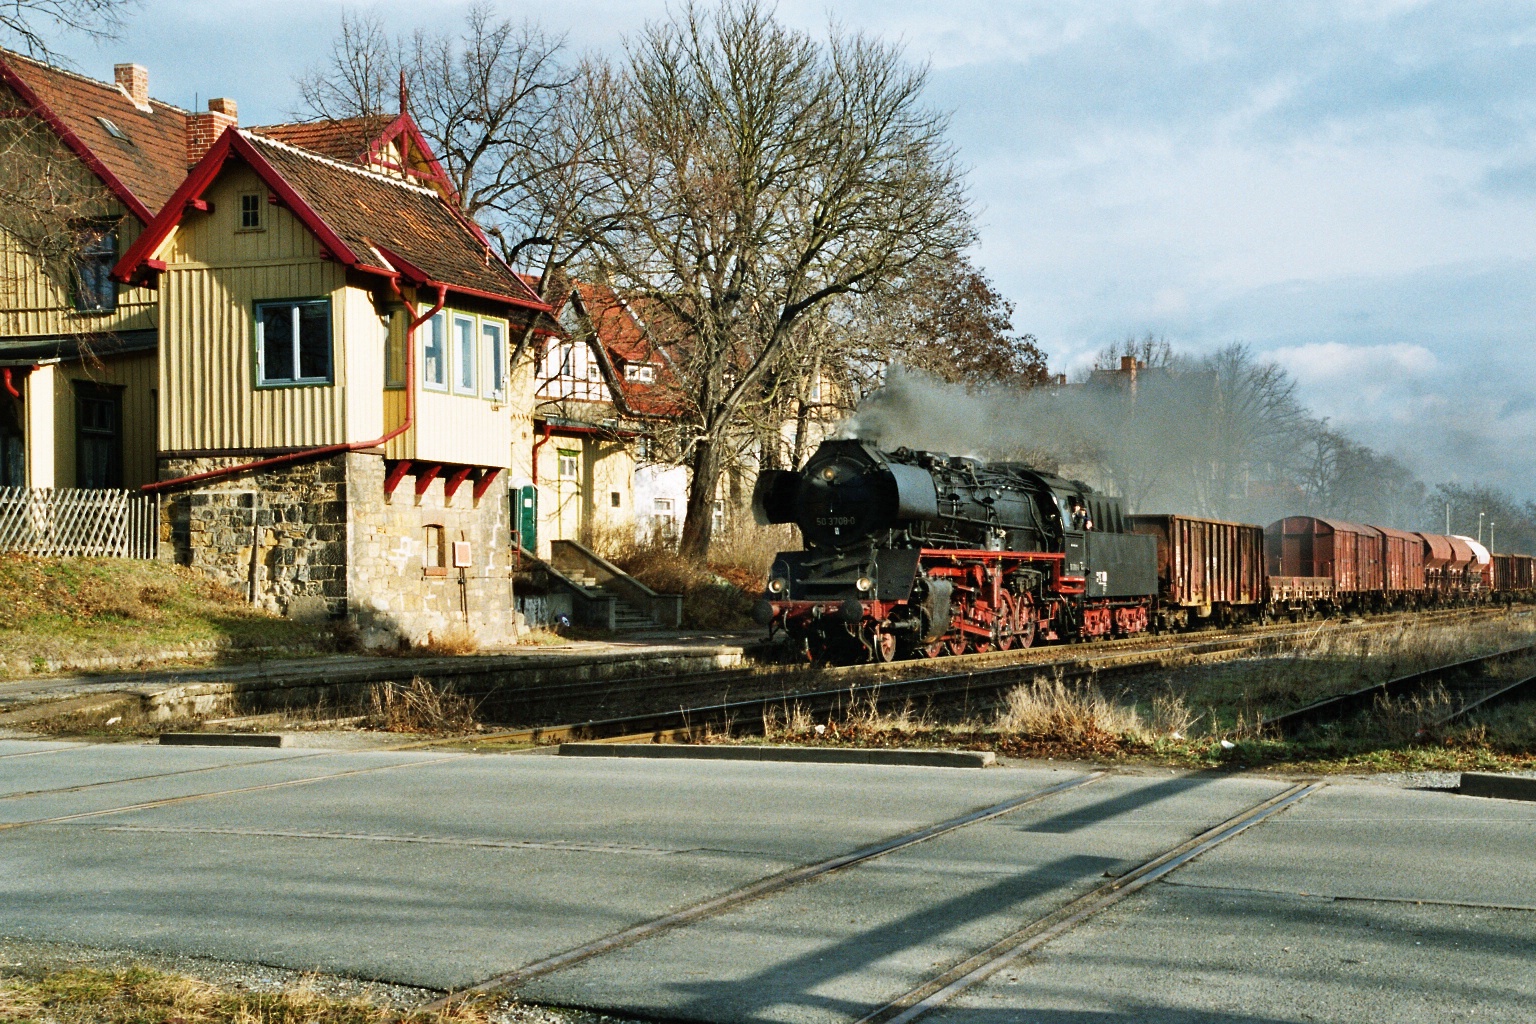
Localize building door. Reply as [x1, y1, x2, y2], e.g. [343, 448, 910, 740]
[555, 447, 584, 541]
[515, 484, 537, 553]
[0, 391, 23, 487]
[75, 383, 122, 489]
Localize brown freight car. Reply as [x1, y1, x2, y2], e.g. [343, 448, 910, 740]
[1373, 525, 1426, 598]
[1493, 552, 1536, 597]
[1417, 532, 1483, 601]
[1266, 517, 1385, 606]
[1128, 514, 1265, 628]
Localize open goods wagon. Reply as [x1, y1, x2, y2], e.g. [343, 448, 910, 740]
[1127, 514, 1266, 628]
[1494, 553, 1536, 596]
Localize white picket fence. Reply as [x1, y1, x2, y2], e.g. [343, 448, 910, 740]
[0, 487, 159, 559]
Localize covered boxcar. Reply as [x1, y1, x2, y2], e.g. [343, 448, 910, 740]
[1267, 517, 1385, 605]
[1127, 514, 1265, 628]
[1375, 525, 1426, 597]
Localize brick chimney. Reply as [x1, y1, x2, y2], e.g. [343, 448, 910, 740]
[187, 98, 237, 166]
[114, 63, 149, 109]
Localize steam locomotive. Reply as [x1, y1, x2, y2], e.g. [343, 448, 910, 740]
[751, 439, 1156, 662]
[752, 439, 1533, 663]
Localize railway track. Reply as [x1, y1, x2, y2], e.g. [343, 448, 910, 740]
[423, 772, 1326, 1016]
[412, 605, 1516, 749]
[1259, 633, 1536, 736]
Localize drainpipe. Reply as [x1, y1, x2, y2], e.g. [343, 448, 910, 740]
[1, 368, 20, 400]
[531, 419, 552, 485]
[142, 282, 449, 493]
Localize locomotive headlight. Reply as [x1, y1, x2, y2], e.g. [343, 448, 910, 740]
[768, 577, 787, 595]
[855, 576, 873, 593]
[821, 467, 837, 481]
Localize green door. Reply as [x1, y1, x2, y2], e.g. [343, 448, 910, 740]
[516, 485, 537, 553]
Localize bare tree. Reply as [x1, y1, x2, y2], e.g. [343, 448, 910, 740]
[0, 0, 132, 58]
[582, 0, 973, 557]
[0, 108, 113, 328]
[297, 4, 614, 363]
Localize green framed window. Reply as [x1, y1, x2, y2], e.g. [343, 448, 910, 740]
[255, 298, 331, 386]
[482, 319, 505, 399]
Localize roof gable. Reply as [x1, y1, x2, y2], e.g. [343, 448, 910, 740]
[249, 112, 457, 204]
[0, 50, 188, 221]
[115, 129, 548, 313]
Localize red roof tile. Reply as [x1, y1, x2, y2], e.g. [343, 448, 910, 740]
[244, 133, 542, 305]
[0, 49, 188, 218]
[570, 281, 683, 417]
[249, 116, 395, 164]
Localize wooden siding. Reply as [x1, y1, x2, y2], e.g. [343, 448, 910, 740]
[53, 349, 157, 489]
[383, 301, 512, 468]
[159, 260, 348, 451]
[0, 203, 157, 338]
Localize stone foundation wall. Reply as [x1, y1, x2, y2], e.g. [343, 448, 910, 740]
[158, 455, 348, 619]
[346, 454, 516, 648]
[159, 452, 517, 647]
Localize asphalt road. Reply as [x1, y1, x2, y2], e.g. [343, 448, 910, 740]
[1, 738, 1533, 1024]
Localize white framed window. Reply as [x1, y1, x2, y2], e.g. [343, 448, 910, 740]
[422, 312, 447, 391]
[557, 448, 580, 481]
[654, 498, 674, 516]
[482, 319, 505, 399]
[452, 315, 476, 395]
[624, 363, 655, 383]
[256, 299, 331, 386]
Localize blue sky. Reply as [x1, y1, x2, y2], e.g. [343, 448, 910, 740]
[38, 0, 1536, 497]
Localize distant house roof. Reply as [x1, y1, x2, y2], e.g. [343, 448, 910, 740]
[0, 49, 189, 221]
[115, 129, 550, 314]
[249, 111, 457, 204]
[249, 115, 395, 162]
[564, 281, 683, 417]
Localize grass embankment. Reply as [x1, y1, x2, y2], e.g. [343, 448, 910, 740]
[755, 611, 1536, 774]
[0, 964, 490, 1024]
[0, 554, 334, 676]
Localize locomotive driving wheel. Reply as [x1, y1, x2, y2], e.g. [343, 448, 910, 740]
[994, 592, 1017, 651]
[1014, 594, 1037, 649]
[871, 628, 898, 663]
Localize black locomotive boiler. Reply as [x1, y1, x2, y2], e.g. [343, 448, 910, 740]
[752, 439, 1156, 662]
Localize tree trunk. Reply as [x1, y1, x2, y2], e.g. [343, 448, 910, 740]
[678, 435, 724, 560]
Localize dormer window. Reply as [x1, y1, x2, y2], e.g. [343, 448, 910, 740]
[624, 363, 656, 383]
[95, 116, 129, 142]
[239, 193, 264, 231]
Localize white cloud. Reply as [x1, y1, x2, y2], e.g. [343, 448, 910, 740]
[1269, 342, 1439, 386]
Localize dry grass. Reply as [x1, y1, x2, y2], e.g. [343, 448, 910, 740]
[365, 677, 480, 735]
[0, 964, 492, 1024]
[418, 628, 479, 657]
[0, 554, 330, 675]
[992, 675, 1145, 744]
